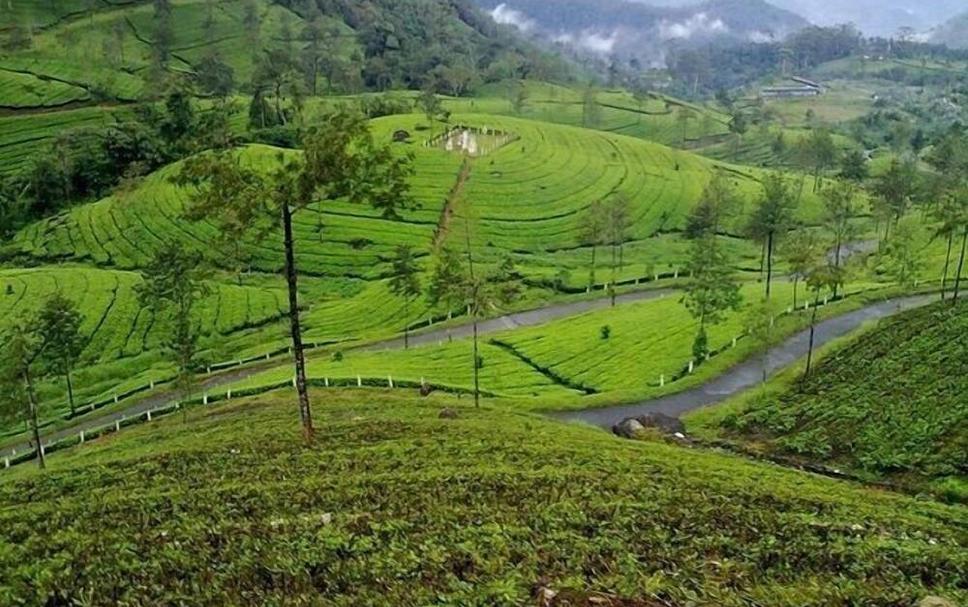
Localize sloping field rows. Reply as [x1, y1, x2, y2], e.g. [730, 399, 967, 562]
[0, 106, 121, 174]
[0, 266, 287, 364]
[0, 0, 357, 106]
[222, 340, 577, 399]
[0, 68, 90, 109]
[434, 114, 777, 261]
[218, 280, 886, 400]
[13, 142, 461, 277]
[448, 83, 731, 147]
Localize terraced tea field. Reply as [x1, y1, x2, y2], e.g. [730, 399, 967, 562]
[446, 81, 732, 147]
[0, 0, 357, 107]
[693, 300, 968, 499]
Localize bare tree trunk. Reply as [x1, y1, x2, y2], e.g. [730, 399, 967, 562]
[404, 298, 410, 350]
[589, 245, 596, 289]
[24, 369, 45, 470]
[65, 366, 75, 417]
[472, 318, 480, 408]
[953, 227, 967, 304]
[940, 232, 954, 300]
[282, 205, 313, 440]
[804, 293, 820, 377]
[766, 231, 774, 300]
[833, 233, 843, 299]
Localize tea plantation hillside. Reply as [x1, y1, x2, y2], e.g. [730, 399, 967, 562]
[696, 301, 968, 499]
[0, 389, 964, 606]
[10, 114, 787, 279]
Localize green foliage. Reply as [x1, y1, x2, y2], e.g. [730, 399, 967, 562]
[723, 302, 968, 492]
[0, 389, 964, 605]
[136, 242, 209, 402]
[682, 236, 742, 360]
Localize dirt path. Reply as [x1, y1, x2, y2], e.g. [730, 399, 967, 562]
[553, 295, 935, 429]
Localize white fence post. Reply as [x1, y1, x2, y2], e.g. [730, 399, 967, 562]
[115, 419, 121, 432]
[207, 366, 212, 374]
[674, 270, 679, 279]
[659, 374, 665, 387]
[357, 375, 362, 387]
[79, 430, 84, 444]
[113, 394, 119, 403]
[227, 389, 232, 400]
[203, 394, 209, 405]
[266, 352, 271, 360]
[292, 375, 297, 388]
[388, 375, 394, 388]
[3, 457, 8, 468]
[150, 381, 155, 389]
[688, 360, 694, 374]
[146, 410, 152, 422]
[732, 336, 737, 347]
[324, 377, 329, 387]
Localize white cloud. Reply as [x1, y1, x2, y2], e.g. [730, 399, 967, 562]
[658, 12, 728, 41]
[748, 30, 776, 43]
[553, 29, 619, 54]
[490, 3, 535, 32]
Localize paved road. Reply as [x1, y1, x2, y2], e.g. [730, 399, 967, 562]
[552, 295, 935, 429]
[2, 288, 672, 457]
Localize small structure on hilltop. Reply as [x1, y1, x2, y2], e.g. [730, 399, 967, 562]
[392, 129, 411, 143]
[426, 125, 518, 157]
[761, 76, 825, 99]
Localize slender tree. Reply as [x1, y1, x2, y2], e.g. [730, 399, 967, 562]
[685, 173, 736, 239]
[803, 263, 845, 377]
[389, 244, 421, 349]
[34, 293, 85, 417]
[0, 321, 44, 469]
[880, 216, 924, 291]
[176, 110, 414, 440]
[747, 173, 795, 299]
[578, 200, 606, 290]
[781, 227, 822, 310]
[821, 181, 858, 297]
[605, 194, 631, 306]
[802, 128, 838, 191]
[136, 242, 208, 419]
[872, 158, 919, 242]
[681, 235, 742, 363]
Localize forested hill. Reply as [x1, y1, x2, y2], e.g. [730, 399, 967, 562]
[933, 12, 968, 50]
[0, 0, 571, 101]
[474, 0, 808, 63]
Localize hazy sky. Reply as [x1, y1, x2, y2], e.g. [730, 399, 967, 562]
[631, 0, 964, 35]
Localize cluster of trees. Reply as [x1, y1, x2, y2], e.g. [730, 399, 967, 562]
[0, 87, 236, 237]
[1, 294, 86, 470]
[666, 23, 968, 97]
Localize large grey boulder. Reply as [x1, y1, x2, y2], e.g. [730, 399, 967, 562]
[612, 413, 685, 439]
[612, 418, 645, 439]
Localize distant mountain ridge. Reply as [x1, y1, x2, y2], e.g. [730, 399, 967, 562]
[475, 0, 809, 65]
[932, 12, 968, 49]
[633, 0, 965, 37]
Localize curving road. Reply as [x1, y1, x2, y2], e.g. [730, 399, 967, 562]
[553, 295, 935, 429]
[1, 288, 672, 457]
[4, 287, 935, 460]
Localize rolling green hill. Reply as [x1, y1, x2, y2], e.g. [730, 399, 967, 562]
[698, 301, 968, 499]
[0, 388, 963, 606]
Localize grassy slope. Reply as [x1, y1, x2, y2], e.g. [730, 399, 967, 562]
[0, 388, 963, 606]
[688, 300, 967, 499]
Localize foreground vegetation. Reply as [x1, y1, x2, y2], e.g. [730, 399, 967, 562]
[689, 300, 967, 501]
[0, 388, 963, 606]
